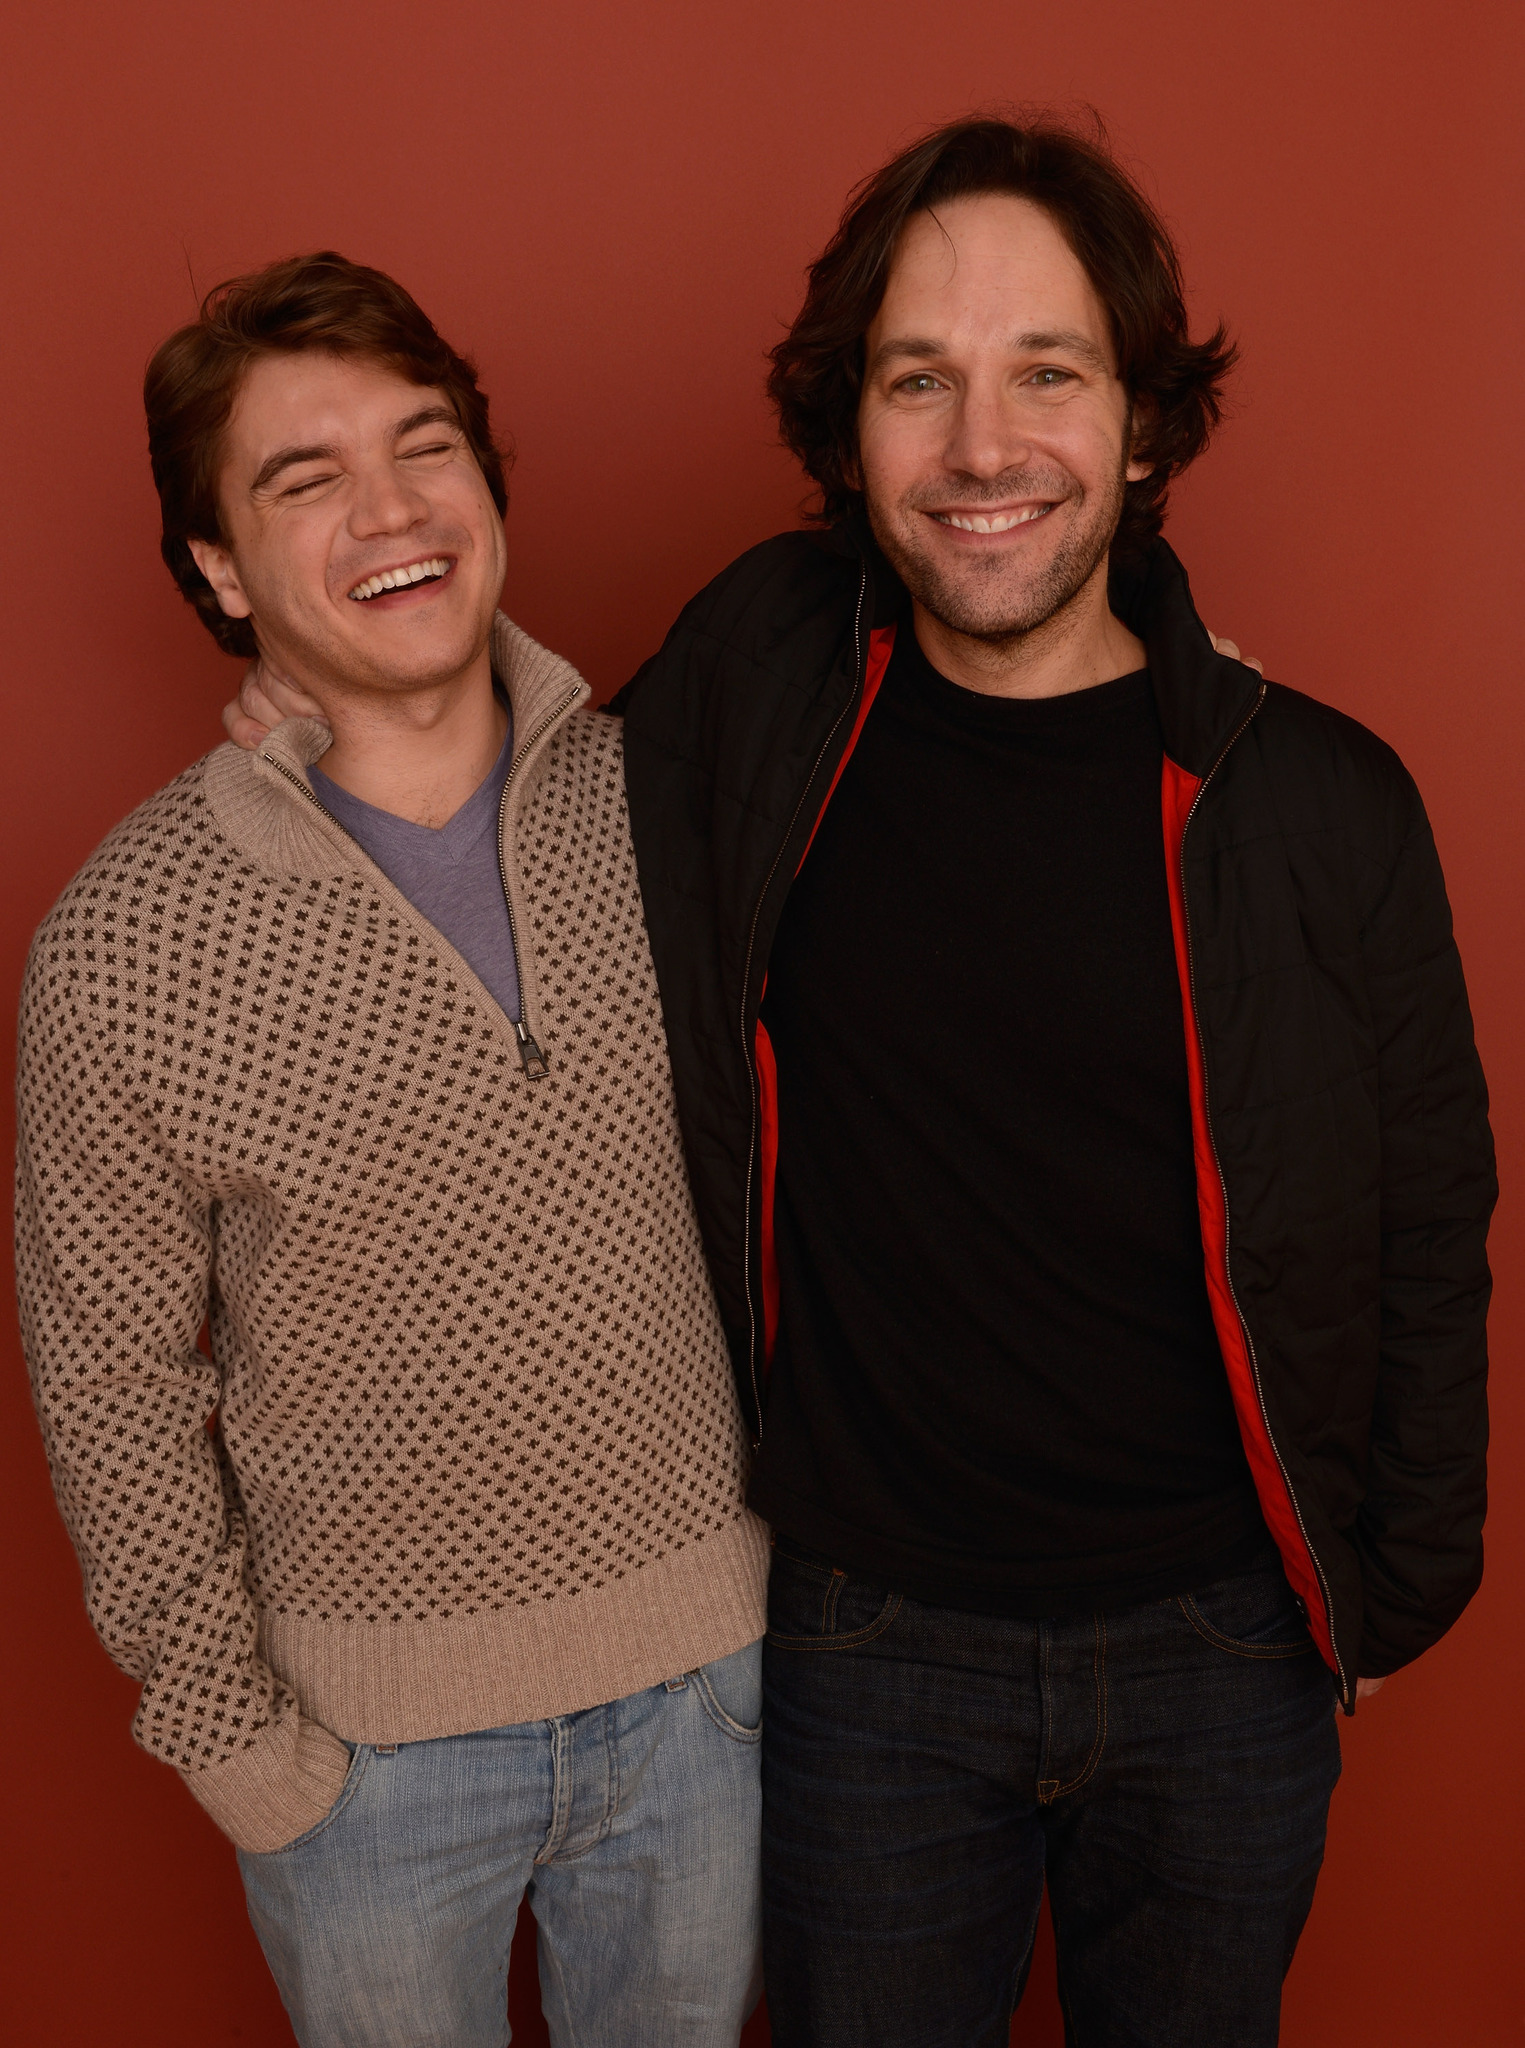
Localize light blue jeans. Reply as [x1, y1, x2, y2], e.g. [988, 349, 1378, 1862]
[238, 1642, 763, 2048]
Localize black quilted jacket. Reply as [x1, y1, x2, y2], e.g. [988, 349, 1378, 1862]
[613, 523, 1495, 1704]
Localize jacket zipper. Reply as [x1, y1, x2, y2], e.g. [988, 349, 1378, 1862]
[262, 694, 576, 1084]
[738, 566, 869, 1442]
[1178, 681, 1350, 1706]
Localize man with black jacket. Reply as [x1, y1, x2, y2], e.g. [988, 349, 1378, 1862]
[611, 120, 1494, 2045]
[225, 118, 1493, 2048]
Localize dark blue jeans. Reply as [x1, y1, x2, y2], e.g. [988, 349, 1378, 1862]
[761, 1542, 1342, 2047]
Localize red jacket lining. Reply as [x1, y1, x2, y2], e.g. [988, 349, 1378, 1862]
[752, 622, 1334, 1668]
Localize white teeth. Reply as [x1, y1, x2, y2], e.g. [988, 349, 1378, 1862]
[938, 506, 1051, 533]
[347, 557, 451, 601]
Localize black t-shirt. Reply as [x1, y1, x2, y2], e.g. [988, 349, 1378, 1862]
[749, 622, 1273, 1614]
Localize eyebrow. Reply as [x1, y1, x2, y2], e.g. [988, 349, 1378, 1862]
[867, 327, 1111, 379]
[248, 404, 463, 495]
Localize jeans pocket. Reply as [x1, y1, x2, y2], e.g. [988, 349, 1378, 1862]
[252, 1741, 372, 1857]
[766, 1541, 902, 1652]
[1179, 1568, 1315, 1659]
[692, 1640, 764, 1742]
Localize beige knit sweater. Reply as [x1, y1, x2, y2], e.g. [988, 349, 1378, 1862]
[16, 615, 769, 1851]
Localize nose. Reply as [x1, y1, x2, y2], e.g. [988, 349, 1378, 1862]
[347, 456, 432, 539]
[942, 373, 1033, 482]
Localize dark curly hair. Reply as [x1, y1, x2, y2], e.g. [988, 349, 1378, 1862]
[767, 114, 1236, 557]
[145, 252, 510, 659]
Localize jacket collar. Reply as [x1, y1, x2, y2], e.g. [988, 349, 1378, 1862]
[1106, 541, 1264, 779]
[821, 515, 1262, 781]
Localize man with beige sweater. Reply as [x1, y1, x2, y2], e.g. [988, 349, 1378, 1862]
[15, 252, 768, 2048]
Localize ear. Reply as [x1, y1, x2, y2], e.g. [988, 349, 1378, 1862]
[187, 537, 254, 620]
[1125, 400, 1157, 486]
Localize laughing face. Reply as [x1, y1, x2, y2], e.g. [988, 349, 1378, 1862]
[856, 193, 1150, 649]
[189, 351, 506, 700]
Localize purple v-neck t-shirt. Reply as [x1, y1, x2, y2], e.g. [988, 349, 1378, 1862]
[311, 715, 521, 1024]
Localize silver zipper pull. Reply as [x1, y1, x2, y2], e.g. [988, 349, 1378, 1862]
[514, 1019, 550, 1080]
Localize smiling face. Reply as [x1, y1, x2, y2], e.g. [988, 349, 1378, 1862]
[188, 350, 506, 699]
[857, 193, 1150, 648]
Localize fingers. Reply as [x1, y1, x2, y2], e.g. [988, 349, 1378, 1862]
[222, 697, 271, 750]
[272, 680, 326, 722]
[221, 660, 328, 754]
[1208, 633, 1265, 678]
[242, 658, 327, 728]
[239, 665, 279, 729]
[1354, 1675, 1388, 1700]
[222, 661, 275, 753]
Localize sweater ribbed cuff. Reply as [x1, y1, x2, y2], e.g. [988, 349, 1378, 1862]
[176, 1712, 352, 1852]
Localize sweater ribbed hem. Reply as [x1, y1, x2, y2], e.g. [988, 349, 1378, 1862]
[259, 1512, 771, 1744]
[177, 1711, 353, 1853]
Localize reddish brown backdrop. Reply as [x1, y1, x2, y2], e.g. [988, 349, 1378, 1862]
[2, 3, 1520, 2042]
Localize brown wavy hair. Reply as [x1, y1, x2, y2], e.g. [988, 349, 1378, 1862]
[145, 252, 510, 659]
[767, 114, 1236, 557]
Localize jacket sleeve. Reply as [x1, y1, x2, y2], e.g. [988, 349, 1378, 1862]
[1354, 776, 1495, 1674]
[14, 918, 351, 1850]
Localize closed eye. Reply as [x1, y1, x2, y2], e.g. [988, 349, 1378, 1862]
[280, 471, 341, 498]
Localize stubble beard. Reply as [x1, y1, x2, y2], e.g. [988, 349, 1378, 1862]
[868, 456, 1129, 652]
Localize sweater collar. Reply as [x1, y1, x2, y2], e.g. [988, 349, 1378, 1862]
[205, 612, 589, 879]
[252, 611, 589, 785]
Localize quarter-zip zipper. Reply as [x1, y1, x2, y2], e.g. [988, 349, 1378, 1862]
[262, 748, 366, 843]
[496, 687, 581, 1079]
[1177, 681, 1350, 1706]
[738, 566, 868, 1441]
[261, 690, 577, 1084]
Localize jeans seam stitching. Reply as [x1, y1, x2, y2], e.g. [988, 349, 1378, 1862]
[692, 1666, 764, 1742]
[1179, 1592, 1315, 1658]
[1038, 1626, 1053, 1791]
[536, 1718, 570, 1864]
[257, 1742, 372, 1855]
[1046, 1613, 1109, 1801]
[766, 1591, 902, 1652]
[599, 1699, 619, 1841]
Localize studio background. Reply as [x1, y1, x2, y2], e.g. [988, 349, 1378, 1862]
[1, 3, 1520, 2042]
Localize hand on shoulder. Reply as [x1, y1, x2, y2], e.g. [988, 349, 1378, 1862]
[1208, 632, 1264, 676]
[223, 661, 328, 750]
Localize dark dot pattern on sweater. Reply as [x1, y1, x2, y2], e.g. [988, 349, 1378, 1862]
[17, 708, 749, 1771]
